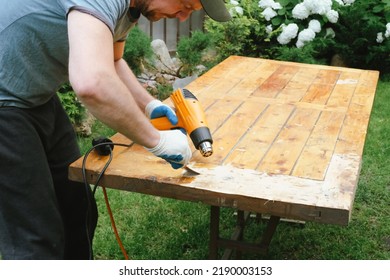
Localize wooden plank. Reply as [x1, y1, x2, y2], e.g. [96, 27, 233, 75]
[205, 99, 243, 132]
[198, 57, 268, 98]
[197, 101, 268, 164]
[185, 58, 247, 94]
[222, 57, 263, 81]
[336, 69, 362, 85]
[334, 71, 378, 155]
[275, 66, 319, 102]
[185, 75, 219, 94]
[257, 107, 321, 175]
[313, 69, 341, 85]
[252, 64, 299, 98]
[299, 69, 342, 105]
[289, 67, 320, 86]
[226, 61, 280, 98]
[277, 83, 310, 103]
[292, 111, 345, 180]
[185, 57, 241, 97]
[326, 84, 355, 109]
[335, 107, 371, 155]
[225, 104, 295, 170]
[301, 83, 334, 105]
[324, 70, 361, 109]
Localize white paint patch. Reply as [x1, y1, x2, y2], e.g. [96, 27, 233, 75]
[184, 153, 360, 209]
[336, 79, 358, 85]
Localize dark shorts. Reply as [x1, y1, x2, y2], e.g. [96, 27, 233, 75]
[0, 95, 97, 259]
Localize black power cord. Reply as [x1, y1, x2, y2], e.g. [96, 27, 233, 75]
[82, 137, 132, 260]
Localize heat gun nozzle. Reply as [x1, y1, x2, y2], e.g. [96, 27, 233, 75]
[199, 141, 213, 157]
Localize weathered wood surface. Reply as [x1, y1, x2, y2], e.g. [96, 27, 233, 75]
[69, 56, 379, 226]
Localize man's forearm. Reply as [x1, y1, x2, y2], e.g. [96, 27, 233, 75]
[115, 58, 155, 112]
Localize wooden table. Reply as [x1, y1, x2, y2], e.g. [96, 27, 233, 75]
[69, 56, 379, 258]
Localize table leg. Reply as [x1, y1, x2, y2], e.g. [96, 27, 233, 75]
[259, 215, 281, 249]
[208, 206, 281, 259]
[209, 206, 220, 259]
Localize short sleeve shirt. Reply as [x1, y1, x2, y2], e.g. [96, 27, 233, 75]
[0, 0, 139, 108]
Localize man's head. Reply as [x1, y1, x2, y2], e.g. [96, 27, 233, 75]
[135, 0, 231, 22]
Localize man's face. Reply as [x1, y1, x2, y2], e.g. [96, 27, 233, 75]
[136, 0, 203, 22]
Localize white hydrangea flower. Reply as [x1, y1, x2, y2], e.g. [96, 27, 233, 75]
[308, 19, 321, 33]
[376, 32, 384, 43]
[334, 0, 344, 5]
[302, 0, 315, 12]
[266, 24, 273, 35]
[385, 23, 390, 38]
[292, 3, 310, 20]
[261, 7, 277, 21]
[326, 10, 339, 23]
[296, 28, 316, 48]
[229, 0, 243, 16]
[304, 0, 332, 15]
[277, 23, 299, 45]
[258, 0, 271, 8]
[233, 6, 244, 15]
[258, 0, 282, 10]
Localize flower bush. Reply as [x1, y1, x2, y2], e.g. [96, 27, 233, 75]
[261, 0, 339, 48]
[202, 0, 390, 73]
[332, 0, 390, 73]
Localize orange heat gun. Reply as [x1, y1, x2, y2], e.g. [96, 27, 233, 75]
[150, 88, 213, 157]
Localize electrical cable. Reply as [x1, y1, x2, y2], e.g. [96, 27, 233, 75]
[82, 140, 132, 260]
[101, 182, 130, 260]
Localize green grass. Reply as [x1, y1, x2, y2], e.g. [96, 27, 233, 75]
[80, 79, 390, 260]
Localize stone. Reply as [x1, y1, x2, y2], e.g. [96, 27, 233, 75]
[150, 39, 176, 74]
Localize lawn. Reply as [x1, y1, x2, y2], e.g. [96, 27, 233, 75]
[83, 78, 390, 260]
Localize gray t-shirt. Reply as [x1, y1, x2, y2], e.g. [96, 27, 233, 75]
[0, 0, 139, 108]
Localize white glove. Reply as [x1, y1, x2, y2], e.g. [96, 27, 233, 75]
[145, 99, 178, 125]
[146, 130, 192, 169]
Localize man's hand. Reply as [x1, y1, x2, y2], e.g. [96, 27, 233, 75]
[145, 100, 178, 125]
[146, 130, 192, 169]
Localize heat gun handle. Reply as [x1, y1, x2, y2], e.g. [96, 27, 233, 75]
[150, 116, 185, 131]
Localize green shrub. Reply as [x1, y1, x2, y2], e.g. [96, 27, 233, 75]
[176, 30, 212, 76]
[57, 83, 86, 126]
[123, 26, 153, 75]
[333, 0, 390, 72]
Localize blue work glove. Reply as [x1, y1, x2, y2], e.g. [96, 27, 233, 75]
[146, 130, 192, 169]
[145, 99, 178, 125]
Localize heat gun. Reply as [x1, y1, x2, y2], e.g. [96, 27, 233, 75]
[150, 88, 213, 157]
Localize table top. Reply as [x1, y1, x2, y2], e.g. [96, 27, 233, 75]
[69, 56, 379, 226]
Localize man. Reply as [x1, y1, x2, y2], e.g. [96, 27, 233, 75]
[0, 0, 231, 260]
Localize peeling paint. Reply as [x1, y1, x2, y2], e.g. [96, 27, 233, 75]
[183, 153, 360, 211]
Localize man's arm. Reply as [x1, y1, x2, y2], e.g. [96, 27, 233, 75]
[114, 58, 155, 111]
[67, 10, 159, 148]
[113, 41, 176, 122]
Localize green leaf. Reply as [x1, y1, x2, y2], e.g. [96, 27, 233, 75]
[278, 8, 286, 16]
[278, 0, 291, 6]
[373, 5, 384, 13]
[271, 17, 283, 26]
